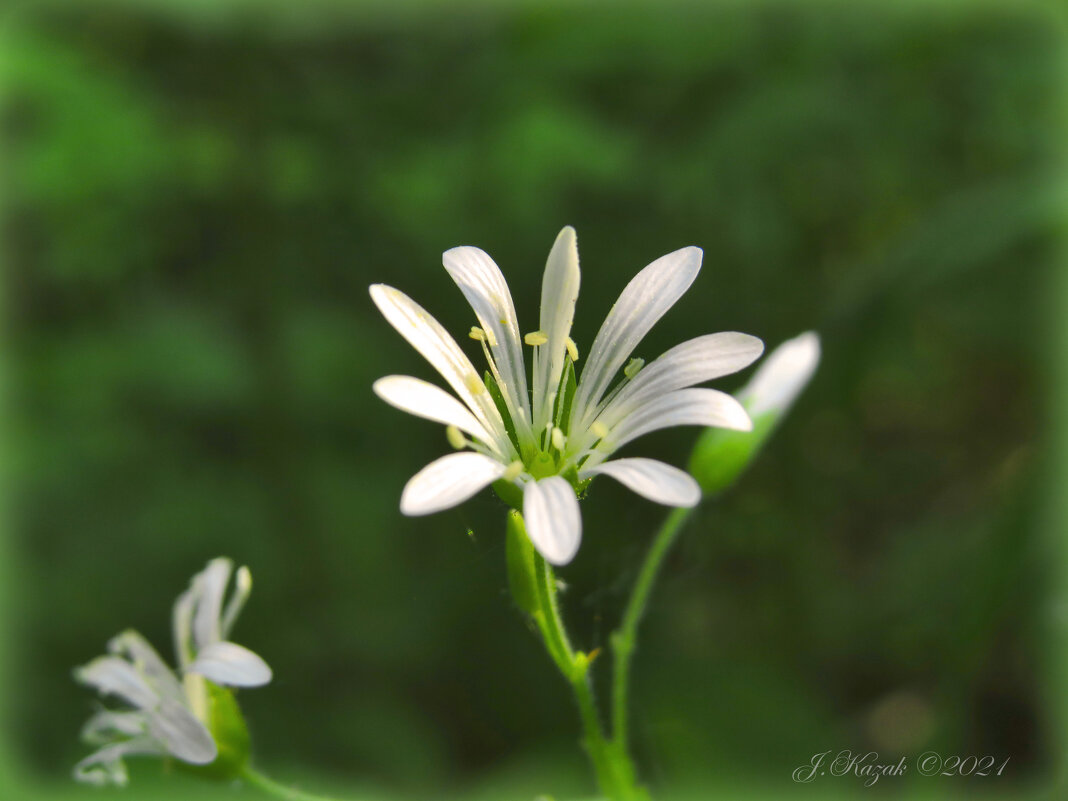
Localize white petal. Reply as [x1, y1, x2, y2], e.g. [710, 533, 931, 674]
[146, 696, 217, 763]
[532, 226, 581, 430]
[75, 656, 159, 710]
[173, 584, 195, 669]
[370, 284, 512, 457]
[599, 332, 764, 428]
[604, 387, 752, 454]
[108, 631, 186, 705]
[81, 710, 148, 745]
[523, 476, 582, 566]
[581, 458, 700, 507]
[220, 565, 252, 641]
[443, 246, 533, 440]
[400, 451, 507, 516]
[373, 375, 493, 445]
[73, 736, 168, 786]
[741, 331, 821, 416]
[572, 246, 702, 426]
[191, 557, 233, 650]
[188, 640, 272, 687]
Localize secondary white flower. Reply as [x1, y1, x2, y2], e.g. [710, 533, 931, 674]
[371, 227, 762, 566]
[73, 558, 271, 786]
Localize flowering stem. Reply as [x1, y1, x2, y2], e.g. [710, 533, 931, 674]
[610, 506, 694, 758]
[530, 551, 642, 800]
[240, 765, 354, 801]
[532, 552, 575, 674]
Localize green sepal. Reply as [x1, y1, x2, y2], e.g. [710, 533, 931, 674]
[552, 358, 577, 434]
[484, 371, 522, 456]
[559, 463, 591, 499]
[177, 683, 251, 781]
[493, 478, 524, 510]
[687, 409, 777, 495]
[505, 510, 539, 615]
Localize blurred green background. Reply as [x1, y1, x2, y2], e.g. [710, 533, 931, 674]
[2, 1, 1066, 799]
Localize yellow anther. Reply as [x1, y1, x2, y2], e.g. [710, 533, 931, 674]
[445, 425, 466, 450]
[624, 357, 645, 379]
[524, 330, 549, 347]
[464, 373, 486, 395]
[503, 461, 523, 482]
[551, 427, 566, 451]
[468, 326, 497, 347]
[590, 421, 609, 439]
[565, 336, 580, 362]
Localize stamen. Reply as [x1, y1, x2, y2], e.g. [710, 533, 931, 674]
[524, 330, 549, 346]
[476, 337, 506, 393]
[469, 326, 498, 347]
[503, 460, 523, 482]
[590, 421, 609, 440]
[551, 427, 566, 451]
[624, 357, 645, 379]
[565, 336, 580, 362]
[464, 373, 486, 395]
[446, 425, 466, 450]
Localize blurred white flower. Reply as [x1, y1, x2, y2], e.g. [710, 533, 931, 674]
[739, 331, 821, 418]
[73, 558, 271, 786]
[371, 226, 762, 565]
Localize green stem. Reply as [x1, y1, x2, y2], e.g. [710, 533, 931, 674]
[531, 551, 634, 799]
[533, 551, 575, 672]
[611, 506, 694, 753]
[241, 765, 352, 801]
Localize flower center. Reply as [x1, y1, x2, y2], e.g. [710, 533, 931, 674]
[527, 450, 558, 480]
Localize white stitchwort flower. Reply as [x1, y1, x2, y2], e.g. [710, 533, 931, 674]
[371, 227, 763, 565]
[73, 558, 271, 786]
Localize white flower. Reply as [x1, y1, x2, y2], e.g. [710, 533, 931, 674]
[73, 558, 271, 786]
[739, 331, 821, 418]
[371, 226, 762, 566]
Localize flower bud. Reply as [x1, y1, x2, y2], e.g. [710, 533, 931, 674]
[689, 332, 820, 495]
